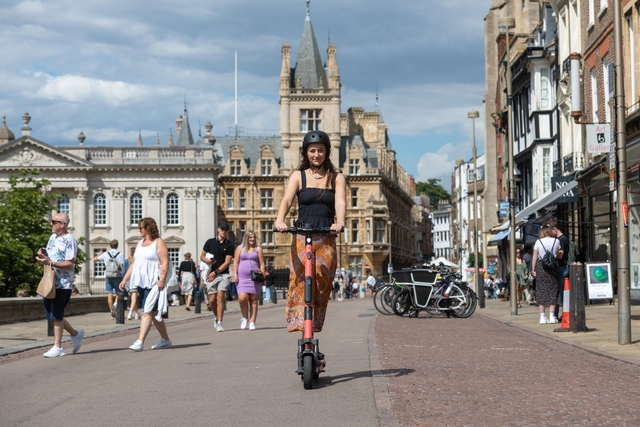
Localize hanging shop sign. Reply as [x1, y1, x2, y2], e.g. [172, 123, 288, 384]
[586, 123, 611, 154]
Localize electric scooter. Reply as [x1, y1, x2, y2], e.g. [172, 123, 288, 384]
[278, 224, 335, 389]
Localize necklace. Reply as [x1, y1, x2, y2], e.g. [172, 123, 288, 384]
[309, 166, 326, 179]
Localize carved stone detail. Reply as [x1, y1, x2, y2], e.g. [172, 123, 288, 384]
[202, 187, 216, 199]
[74, 187, 88, 200]
[149, 187, 163, 199]
[185, 187, 199, 199]
[111, 188, 125, 199]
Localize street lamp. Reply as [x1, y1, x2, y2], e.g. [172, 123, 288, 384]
[387, 220, 393, 277]
[455, 159, 464, 269]
[498, 16, 518, 316]
[468, 110, 483, 309]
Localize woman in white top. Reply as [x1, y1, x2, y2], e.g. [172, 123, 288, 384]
[119, 217, 172, 351]
[531, 223, 564, 325]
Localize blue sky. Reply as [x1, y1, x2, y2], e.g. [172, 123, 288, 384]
[0, 0, 488, 191]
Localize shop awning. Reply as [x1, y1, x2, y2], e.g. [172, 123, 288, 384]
[490, 180, 578, 232]
[489, 229, 510, 242]
[515, 180, 578, 223]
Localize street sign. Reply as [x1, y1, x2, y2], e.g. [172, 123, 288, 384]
[551, 176, 578, 203]
[499, 201, 509, 218]
[587, 123, 611, 154]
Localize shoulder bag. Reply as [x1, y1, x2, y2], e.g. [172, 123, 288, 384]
[36, 264, 56, 299]
[249, 250, 265, 282]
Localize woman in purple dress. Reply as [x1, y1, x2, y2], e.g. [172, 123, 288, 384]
[232, 231, 266, 330]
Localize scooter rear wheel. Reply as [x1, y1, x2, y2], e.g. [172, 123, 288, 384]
[302, 355, 313, 389]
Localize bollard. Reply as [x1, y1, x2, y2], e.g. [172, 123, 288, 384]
[116, 292, 125, 324]
[259, 288, 264, 306]
[47, 319, 54, 336]
[569, 262, 588, 332]
[194, 287, 201, 314]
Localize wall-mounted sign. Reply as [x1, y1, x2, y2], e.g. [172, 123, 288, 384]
[499, 201, 509, 218]
[586, 123, 611, 154]
[550, 176, 578, 203]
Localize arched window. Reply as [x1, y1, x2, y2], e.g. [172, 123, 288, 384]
[166, 193, 179, 225]
[94, 193, 106, 225]
[57, 194, 70, 214]
[130, 193, 143, 225]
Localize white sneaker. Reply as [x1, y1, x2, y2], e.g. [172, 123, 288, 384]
[249, 322, 256, 331]
[71, 329, 84, 353]
[43, 346, 65, 358]
[240, 318, 248, 330]
[213, 315, 218, 323]
[151, 338, 172, 350]
[215, 321, 225, 332]
[135, 312, 141, 320]
[549, 316, 559, 324]
[127, 311, 133, 320]
[539, 317, 549, 324]
[129, 340, 143, 351]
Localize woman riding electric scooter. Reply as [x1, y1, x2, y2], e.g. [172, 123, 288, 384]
[275, 130, 346, 386]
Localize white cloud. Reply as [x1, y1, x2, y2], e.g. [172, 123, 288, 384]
[34, 74, 155, 106]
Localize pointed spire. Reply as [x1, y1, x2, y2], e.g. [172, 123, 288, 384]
[374, 86, 384, 123]
[168, 128, 174, 146]
[137, 130, 143, 146]
[176, 104, 195, 145]
[306, 0, 310, 18]
[294, 0, 327, 89]
[155, 132, 160, 145]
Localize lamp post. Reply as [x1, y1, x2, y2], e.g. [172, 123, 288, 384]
[387, 220, 393, 278]
[455, 159, 464, 271]
[613, 0, 631, 344]
[498, 16, 518, 316]
[468, 110, 483, 308]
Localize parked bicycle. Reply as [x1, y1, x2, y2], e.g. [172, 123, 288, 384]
[391, 268, 477, 318]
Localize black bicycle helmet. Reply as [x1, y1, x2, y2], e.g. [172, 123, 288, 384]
[302, 130, 330, 150]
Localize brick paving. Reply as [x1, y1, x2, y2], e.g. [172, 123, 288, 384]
[375, 311, 640, 427]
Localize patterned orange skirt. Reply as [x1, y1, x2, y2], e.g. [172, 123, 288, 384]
[285, 233, 337, 332]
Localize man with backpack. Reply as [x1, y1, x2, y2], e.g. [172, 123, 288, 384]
[94, 240, 125, 318]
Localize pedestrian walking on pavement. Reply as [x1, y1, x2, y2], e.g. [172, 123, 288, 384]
[275, 130, 346, 336]
[367, 273, 376, 298]
[201, 222, 235, 332]
[515, 247, 528, 309]
[233, 231, 266, 331]
[35, 213, 84, 357]
[93, 239, 125, 317]
[178, 252, 197, 311]
[532, 222, 564, 325]
[119, 217, 172, 351]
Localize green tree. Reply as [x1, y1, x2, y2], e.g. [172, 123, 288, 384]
[415, 178, 451, 210]
[0, 171, 86, 297]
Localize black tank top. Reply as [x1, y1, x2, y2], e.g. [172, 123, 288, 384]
[295, 170, 337, 228]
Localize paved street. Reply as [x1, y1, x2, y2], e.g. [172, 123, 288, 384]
[3, 297, 640, 426]
[376, 301, 640, 427]
[0, 299, 379, 427]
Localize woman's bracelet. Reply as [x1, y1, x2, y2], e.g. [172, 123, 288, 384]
[158, 279, 165, 283]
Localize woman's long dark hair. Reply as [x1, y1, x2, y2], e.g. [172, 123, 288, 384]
[298, 144, 338, 188]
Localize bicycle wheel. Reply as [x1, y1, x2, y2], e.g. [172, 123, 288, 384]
[392, 289, 412, 316]
[373, 286, 392, 315]
[302, 355, 313, 389]
[450, 286, 477, 318]
[380, 286, 397, 314]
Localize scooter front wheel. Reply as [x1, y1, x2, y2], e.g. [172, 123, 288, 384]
[302, 354, 313, 389]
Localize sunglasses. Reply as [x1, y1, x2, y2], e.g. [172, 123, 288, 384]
[50, 220, 64, 225]
[138, 227, 145, 231]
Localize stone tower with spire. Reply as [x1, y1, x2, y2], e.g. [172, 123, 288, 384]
[279, 0, 341, 169]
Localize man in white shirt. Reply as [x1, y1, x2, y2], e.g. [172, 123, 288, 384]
[366, 273, 377, 297]
[93, 239, 125, 317]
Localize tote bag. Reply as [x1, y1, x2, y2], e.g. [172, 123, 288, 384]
[36, 265, 56, 299]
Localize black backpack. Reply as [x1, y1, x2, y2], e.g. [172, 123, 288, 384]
[539, 238, 558, 271]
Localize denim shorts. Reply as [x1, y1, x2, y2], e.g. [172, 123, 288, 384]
[105, 277, 121, 293]
[43, 289, 72, 320]
[138, 288, 159, 313]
